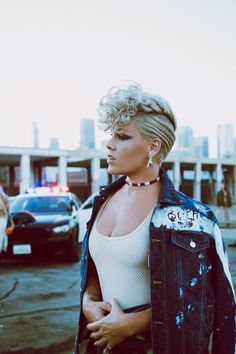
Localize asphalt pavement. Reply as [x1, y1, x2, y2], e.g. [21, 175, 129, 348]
[0, 257, 81, 354]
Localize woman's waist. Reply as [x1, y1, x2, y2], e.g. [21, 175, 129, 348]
[124, 304, 150, 313]
[101, 288, 151, 310]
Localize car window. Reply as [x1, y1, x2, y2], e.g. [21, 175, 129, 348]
[11, 196, 71, 213]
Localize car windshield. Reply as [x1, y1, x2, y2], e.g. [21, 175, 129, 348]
[10, 196, 71, 214]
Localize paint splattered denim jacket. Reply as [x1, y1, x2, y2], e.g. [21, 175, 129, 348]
[74, 168, 235, 354]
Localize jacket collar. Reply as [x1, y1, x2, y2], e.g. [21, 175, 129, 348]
[158, 167, 182, 206]
[99, 167, 181, 206]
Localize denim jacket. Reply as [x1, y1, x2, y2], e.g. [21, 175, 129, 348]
[74, 168, 235, 354]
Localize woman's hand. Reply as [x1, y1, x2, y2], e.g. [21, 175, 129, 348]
[87, 298, 128, 349]
[83, 297, 112, 323]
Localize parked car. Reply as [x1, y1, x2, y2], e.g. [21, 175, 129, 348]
[77, 193, 98, 243]
[2, 189, 82, 262]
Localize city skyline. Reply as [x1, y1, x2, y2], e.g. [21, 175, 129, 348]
[0, 0, 235, 157]
[174, 123, 236, 159]
[30, 120, 236, 161]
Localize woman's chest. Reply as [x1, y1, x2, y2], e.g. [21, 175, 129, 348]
[96, 196, 156, 237]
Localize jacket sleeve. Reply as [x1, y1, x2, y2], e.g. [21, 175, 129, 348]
[211, 224, 235, 354]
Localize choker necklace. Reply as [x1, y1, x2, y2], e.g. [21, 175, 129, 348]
[125, 176, 160, 187]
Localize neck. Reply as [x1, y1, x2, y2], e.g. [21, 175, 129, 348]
[123, 176, 161, 198]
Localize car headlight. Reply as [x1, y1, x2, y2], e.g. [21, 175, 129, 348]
[53, 224, 71, 233]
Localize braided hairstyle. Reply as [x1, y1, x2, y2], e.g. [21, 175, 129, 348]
[98, 81, 177, 164]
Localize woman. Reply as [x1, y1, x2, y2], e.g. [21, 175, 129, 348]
[0, 186, 13, 255]
[74, 83, 235, 354]
[216, 181, 232, 227]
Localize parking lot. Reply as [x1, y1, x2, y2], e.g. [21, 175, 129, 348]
[0, 255, 81, 354]
[0, 226, 236, 354]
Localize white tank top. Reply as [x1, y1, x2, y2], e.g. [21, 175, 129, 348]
[89, 199, 154, 310]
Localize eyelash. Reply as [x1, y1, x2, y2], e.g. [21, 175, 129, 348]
[111, 133, 131, 140]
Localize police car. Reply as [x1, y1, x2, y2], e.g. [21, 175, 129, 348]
[77, 192, 98, 243]
[4, 187, 82, 262]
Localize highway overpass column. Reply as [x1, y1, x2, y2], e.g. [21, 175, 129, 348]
[58, 156, 67, 187]
[91, 157, 100, 194]
[215, 163, 223, 197]
[194, 162, 201, 201]
[173, 161, 180, 190]
[20, 154, 31, 193]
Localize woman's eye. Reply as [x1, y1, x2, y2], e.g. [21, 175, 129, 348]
[117, 134, 126, 140]
[115, 133, 131, 140]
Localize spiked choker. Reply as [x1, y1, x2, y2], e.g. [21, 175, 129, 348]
[125, 176, 160, 187]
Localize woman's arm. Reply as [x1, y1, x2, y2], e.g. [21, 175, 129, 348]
[82, 262, 111, 323]
[123, 307, 151, 336]
[87, 298, 151, 348]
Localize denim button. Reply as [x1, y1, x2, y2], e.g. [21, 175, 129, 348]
[190, 240, 196, 248]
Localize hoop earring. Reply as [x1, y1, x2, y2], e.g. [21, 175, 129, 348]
[146, 151, 153, 168]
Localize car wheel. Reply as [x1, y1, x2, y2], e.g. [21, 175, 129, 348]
[66, 229, 80, 263]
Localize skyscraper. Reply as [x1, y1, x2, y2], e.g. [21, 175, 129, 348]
[194, 137, 209, 158]
[49, 137, 60, 150]
[33, 121, 39, 148]
[217, 124, 234, 158]
[176, 126, 194, 153]
[80, 119, 95, 148]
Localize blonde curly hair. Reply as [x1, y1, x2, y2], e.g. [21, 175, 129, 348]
[98, 81, 177, 164]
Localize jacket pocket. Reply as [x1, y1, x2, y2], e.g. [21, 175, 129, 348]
[172, 230, 210, 289]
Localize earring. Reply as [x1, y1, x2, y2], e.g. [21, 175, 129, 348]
[146, 150, 153, 168]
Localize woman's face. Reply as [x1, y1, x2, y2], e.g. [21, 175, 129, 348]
[106, 120, 150, 177]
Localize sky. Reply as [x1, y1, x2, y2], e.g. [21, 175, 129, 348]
[0, 0, 235, 157]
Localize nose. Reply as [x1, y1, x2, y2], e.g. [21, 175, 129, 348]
[106, 135, 116, 151]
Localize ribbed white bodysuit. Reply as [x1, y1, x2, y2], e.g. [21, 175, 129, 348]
[89, 200, 153, 310]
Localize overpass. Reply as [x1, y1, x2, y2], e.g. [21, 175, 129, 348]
[0, 145, 235, 203]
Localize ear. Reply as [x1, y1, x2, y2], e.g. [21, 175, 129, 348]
[149, 138, 161, 159]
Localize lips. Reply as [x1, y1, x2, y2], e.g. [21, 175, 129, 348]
[107, 155, 115, 160]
